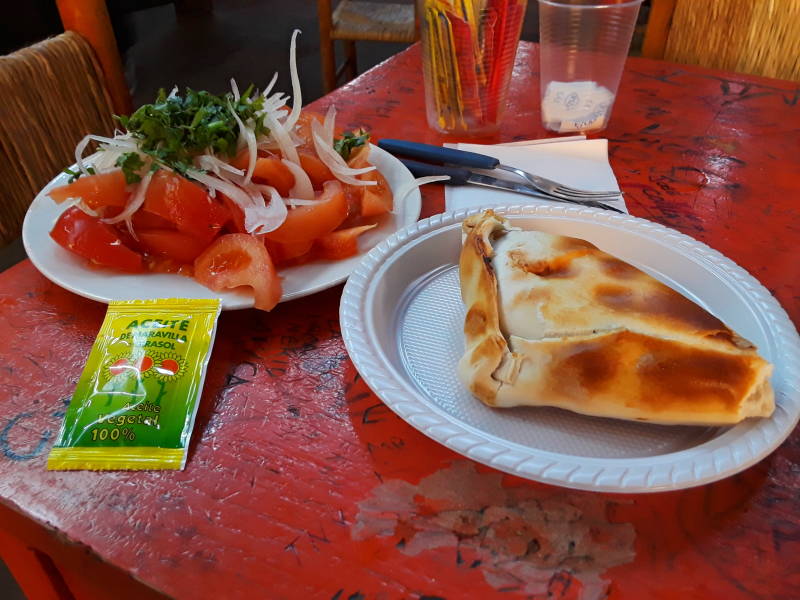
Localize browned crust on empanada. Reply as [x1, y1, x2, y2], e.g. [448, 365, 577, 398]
[457, 211, 774, 425]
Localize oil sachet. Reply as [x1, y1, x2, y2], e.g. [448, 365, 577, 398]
[47, 298, 221, 470]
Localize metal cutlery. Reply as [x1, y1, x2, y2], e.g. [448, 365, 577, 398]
[399, 159, 624, 213]
[378, 138, 623, 203]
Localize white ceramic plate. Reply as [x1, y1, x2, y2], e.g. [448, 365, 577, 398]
[340, 204, 800, 493]
[22, 145, 420, 309]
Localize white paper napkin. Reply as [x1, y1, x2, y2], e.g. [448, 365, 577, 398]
[444, 137, 627, 214]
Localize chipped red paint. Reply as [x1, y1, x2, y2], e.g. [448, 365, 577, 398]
[353, 461, 636, 598]
[0, 42, 798, 599]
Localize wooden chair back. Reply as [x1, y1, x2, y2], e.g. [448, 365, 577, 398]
[317, 0, 418, 93]
[0, 32, 116, 246]
[643, 0, 800, 81]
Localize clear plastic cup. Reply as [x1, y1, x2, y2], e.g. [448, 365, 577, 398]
[538, 0, 643, 133]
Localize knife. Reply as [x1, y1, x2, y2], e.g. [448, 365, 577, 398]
[399, 159, 624, 213]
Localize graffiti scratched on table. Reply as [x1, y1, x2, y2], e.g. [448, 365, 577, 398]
[0, 394, 69, 461]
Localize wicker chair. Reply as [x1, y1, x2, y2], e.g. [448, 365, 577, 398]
[643, 0, 800, 81]
[0, 0, 129, 248]
[317, 0, 418, 93]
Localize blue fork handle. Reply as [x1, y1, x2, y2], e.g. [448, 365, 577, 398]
[379, 139, 500, 170]
[399, 159, 471, 184]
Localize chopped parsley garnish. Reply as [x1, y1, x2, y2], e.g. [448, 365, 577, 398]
[334, 129, 370, 161]
[63, 166, 95, 183]
[117, 86, 269, 175]
[115, 152, 146, 184]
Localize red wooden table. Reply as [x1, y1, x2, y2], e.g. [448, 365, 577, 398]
[1, 42, 799, 600]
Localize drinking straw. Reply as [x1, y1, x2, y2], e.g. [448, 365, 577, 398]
[438, 9, 466, 129]
[478, 8, 497, 120]
[447, 10, 484, 125]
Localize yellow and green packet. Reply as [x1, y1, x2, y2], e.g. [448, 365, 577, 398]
[47, 298, 221, 470]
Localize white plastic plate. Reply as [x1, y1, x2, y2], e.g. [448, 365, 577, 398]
[340, 205, 800, 492]
[22, 145, 420, 309]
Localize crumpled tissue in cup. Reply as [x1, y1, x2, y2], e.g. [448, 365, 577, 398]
[541, 81, 616, 133]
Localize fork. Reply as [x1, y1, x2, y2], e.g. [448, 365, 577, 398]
[378, 139, 622, 203]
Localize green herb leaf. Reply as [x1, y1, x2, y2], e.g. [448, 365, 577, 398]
[115, 152, 146, 184]
[115, 86, 270, 176]
[333, 129, 370, 161]
[63, 166, 96, 183]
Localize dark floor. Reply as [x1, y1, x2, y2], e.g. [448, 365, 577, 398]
[0, 560, 25, 600]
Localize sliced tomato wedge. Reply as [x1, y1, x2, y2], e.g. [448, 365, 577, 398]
[343, 147, 392, 217]
[265, 180, 347, 244]
[144, 256, 193, 275]
[298, 152, 334, 190]
[252, 157, 295, 196]
[294, 110, 326, 153]
[346, 144, 371, 168]
[194, 234, 282, 311]
[314, 224, 376, 261]
[230, 149, 250, 170]
[132, 210, 176, 230]
[229, 152, 296, 196]
[137, 229, 212, 264]
[144, 171, 229, 242]
[218, 194, 247, 234]
[359, 170, 393, 217]
[264, 238, 314, 266]
[49, 170, 128, 211]
[50, 206, 144, 272]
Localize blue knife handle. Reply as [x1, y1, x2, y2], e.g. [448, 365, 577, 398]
[400, 159, 470, 185]
[379, 139, 500, 170]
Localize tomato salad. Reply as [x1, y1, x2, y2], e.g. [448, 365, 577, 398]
[47, 31, 395, 311]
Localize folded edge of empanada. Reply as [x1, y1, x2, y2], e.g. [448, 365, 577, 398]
[457, 210, 775, 426]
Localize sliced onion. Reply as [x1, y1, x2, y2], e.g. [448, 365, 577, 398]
[64, 197, 100, 217]
[322, 104, 336, 147]
[282, 158, 313, 200]
[90, 147, 131, 172]
[167, 86, 179, 100]
[265, 94, 289, 111]
[311, 131, 376, 186]
[257, 138, 283, 151]
[74, 134, 137, 175]
[310, 123, 374, 175]
[102, 170, 154, 239]
[283, 29, 303, 132]
[262, 72, 279, 99]
[230, 78, 241, 101]
[228, 102, 257, 184]
[188, 169, 288, 234]
[393, 175, 450, 205]
[263, 109, 299, 164]
[281, 198, 322, 206]
[188, 169, 254, 213]
[244, 185, 288, 234]
[195, 154, 245, 177]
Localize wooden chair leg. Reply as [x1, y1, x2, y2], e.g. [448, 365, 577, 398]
[343, 40, 357, 82]
[317, 0, 337, 93]
[642, 0, 677, 59]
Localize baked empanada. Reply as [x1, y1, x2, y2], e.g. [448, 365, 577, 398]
[458, 210, 774, 425]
